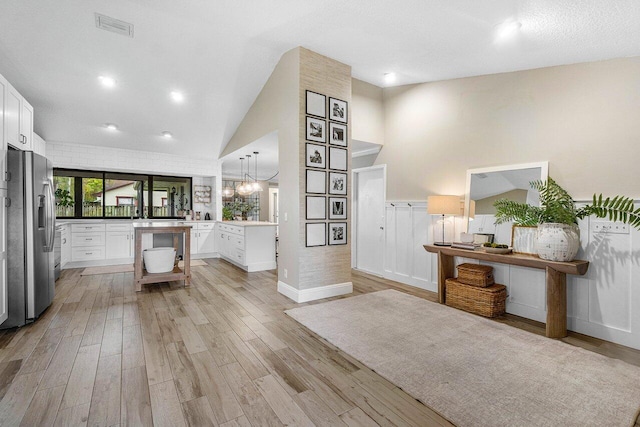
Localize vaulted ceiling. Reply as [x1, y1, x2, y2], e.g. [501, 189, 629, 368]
[1, 0, 639, 161]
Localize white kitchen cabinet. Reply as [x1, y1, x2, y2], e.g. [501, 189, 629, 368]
[0, 189, 7, 323]
[106, 223, 133, 259]
[216, 222, 276, 272]
[197, 229, 216, 254]
[33, 133, 46, 157]
[106, 231, 132, 259]
[0, 75, 7, 189]
[61, 225, 70, 267]
[71, 223, 106, 262]
[194, 222, 216, 256]
[5, 82, 33, 151]
[20, 98, 33, 151]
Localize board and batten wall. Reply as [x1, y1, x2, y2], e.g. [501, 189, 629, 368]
[382, 201, 640, 350]
[374, 57, 640, 350]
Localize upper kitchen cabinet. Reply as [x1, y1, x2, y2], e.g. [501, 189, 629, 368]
[4, 78, 33, 152]
[0, 75, 6, 189]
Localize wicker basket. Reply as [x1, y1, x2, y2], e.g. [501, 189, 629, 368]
[456, 263, 494, 287]
[445, 278, 506, 318]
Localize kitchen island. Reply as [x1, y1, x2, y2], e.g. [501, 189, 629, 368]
[133, 222, 192, 292]
[216, 221, 277, 272]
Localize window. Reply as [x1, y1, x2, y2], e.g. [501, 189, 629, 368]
[54, 176, 75, 218]
[53, 169, 191, 219]
[116, 196, 134, 206]
[82, 175, 104, 217]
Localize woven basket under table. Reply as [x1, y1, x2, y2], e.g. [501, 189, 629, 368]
[445, 278, 506, 318]
[456, 263, 494, 287]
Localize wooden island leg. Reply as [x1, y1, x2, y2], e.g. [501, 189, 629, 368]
[134, 229, 143, 292]
[546, 266, 567, 338]
[438, 252, 455, 304]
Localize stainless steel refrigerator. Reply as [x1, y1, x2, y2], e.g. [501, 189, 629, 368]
[2, 150, 55, 329]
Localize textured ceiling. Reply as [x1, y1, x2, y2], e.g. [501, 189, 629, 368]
[1, 0, 639, 162]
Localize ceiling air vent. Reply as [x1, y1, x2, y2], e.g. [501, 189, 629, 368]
[95, 13, 134, 38]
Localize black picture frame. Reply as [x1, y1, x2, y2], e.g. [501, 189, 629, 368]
[306, 222, 327, 247]
[305, 143, 326, 169]
[329, 147, 348, 171]
[328, 172, 347, 195]
[329, 122, 347, 147]
[329, 97, 348, 123]
[306, 90, 326, 118]
[328, 222, 347, 245]
[306, 116, 326, 143]
[306, 169, 326, 194]
[306, 196, 326, 220]
[329, 197, 347, 220]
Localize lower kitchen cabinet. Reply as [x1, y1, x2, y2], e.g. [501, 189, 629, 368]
[106, 223, 133, 259]
[216, 222, 276, 272]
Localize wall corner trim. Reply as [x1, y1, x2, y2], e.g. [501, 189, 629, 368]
[277, 281, 353, 303]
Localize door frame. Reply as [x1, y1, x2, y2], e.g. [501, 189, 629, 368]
[351, 164, 386, 273]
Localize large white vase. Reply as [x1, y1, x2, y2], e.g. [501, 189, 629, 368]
[536, 223, 580, 262]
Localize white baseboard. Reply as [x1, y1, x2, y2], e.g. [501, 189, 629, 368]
[277, 281, 353, 303]
[383, 271, 436, 292]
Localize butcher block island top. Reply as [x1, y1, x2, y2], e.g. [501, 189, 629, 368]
[133, 223, 192, 292]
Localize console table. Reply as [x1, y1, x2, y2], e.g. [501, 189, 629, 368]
[424, 245, 589, 338]
[134, 223, 192, 292]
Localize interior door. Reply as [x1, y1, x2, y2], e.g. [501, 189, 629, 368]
[354, 166, 385, 275]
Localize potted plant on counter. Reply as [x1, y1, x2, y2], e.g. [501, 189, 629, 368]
[230, 200, 256, 221]
[494, 177, 640, 261]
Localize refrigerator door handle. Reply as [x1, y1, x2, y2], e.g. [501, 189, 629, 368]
[44, 180, 55, 252]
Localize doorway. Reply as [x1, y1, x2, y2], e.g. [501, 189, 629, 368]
[352, 165, 386, 275]
[269, 187, 279, 223]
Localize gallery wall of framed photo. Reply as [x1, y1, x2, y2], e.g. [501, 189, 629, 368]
[304, 90, 349, 247]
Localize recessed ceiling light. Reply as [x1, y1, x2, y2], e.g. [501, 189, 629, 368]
[170, 91, 184, 103]
[162, 131, 173, 138]
[384, 72, 396, 85]
[105, 123, 118, 131]
[495, 20, 522, 41]
[99, 75, 117, 88]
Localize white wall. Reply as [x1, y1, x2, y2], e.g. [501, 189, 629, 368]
[352, 78, 384, 146]
[47, 141, 219, 177]
[376, 57, 640, 201]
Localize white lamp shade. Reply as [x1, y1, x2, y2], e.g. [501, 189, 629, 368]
[468, 200, 476, 219]
[427, 195, 460, 215]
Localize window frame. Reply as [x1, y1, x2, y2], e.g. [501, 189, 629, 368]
[53, 168, 192, 219]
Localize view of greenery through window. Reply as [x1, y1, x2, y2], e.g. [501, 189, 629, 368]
[54, 169, 191, 219]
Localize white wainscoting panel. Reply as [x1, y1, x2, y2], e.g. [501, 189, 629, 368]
[382, 200, 640, 350]
[383, 202, 433, 290]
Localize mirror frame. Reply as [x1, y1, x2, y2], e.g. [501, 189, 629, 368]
[463, 161, 549, 231]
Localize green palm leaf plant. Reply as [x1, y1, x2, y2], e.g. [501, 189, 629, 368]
[493, 177, 640, 229]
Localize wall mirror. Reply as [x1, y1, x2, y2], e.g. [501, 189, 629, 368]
[464, 162, 548, 245]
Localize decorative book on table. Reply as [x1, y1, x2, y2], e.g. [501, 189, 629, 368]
[450, 242, 480, 250]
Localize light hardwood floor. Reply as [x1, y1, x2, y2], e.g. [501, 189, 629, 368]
[0, 260, 639, 426]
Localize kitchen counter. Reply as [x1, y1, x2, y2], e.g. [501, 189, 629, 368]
[222, 221, 277, 227]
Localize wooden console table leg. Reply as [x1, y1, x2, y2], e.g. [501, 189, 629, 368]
[546, 266, 567, 338]
[438, 253, 455, 304]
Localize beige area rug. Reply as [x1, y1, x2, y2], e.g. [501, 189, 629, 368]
[286, 290, 640, 427]
[80, 259, 208, 275]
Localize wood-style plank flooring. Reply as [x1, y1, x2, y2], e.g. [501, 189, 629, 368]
[0, 259, 639, 426]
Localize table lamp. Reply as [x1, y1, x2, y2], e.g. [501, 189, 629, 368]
[427, 195, 460, 246]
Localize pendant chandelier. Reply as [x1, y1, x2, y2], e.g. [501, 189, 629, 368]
[236, 156, 254, 196]
[251, 151, 263, 192]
